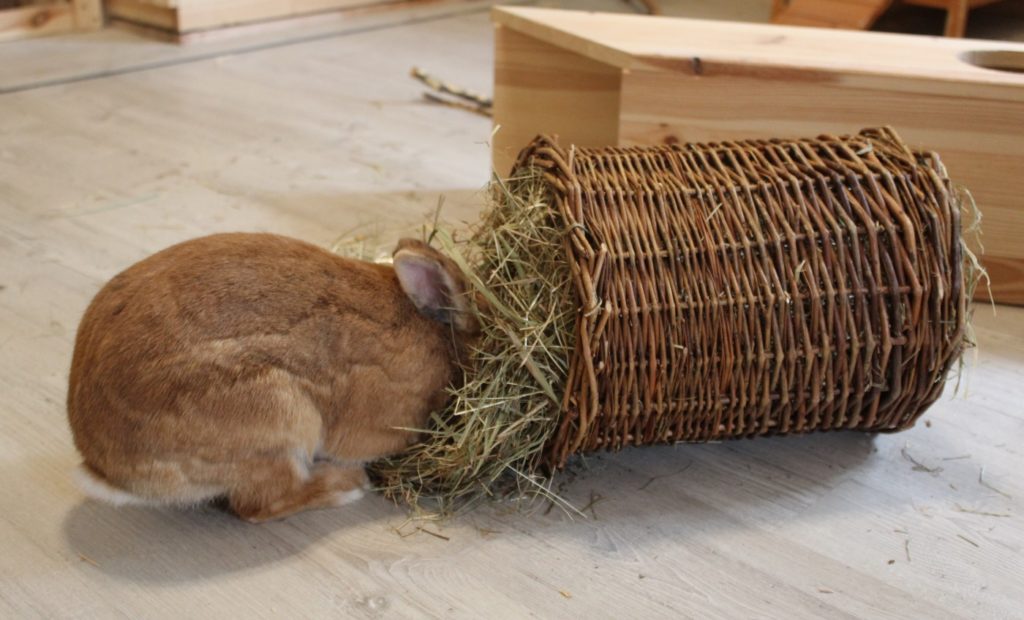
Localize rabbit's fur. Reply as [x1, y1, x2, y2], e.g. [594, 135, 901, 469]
[67, 233, 476, 521]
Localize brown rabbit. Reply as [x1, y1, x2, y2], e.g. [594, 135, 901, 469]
[67, 233, 477, 522]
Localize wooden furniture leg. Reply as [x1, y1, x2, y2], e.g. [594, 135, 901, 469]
[944, 0, 969, 37]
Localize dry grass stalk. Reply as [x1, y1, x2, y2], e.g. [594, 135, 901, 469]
[364, 171, 577, 516]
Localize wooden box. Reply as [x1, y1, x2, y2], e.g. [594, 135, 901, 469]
[492, 7, 1024, 304]
[105, 0, 403, 37]
[0, 0, 101, 41]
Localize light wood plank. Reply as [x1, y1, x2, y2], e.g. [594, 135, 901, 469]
[0, 3, 76, 41]
[492, 6, 1024, 88]
[105, 0, 408, 34]
[175, 0, 389, 32]
[0, 0, 102, 42]
[72, 0, 104, 30]
[492, 25, 621, 176]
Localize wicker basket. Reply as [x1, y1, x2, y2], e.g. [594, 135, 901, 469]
[512, 127, 969, 469]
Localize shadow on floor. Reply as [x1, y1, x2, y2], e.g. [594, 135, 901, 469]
[476, 427, 937, 551]
[62, 493, 403, 582]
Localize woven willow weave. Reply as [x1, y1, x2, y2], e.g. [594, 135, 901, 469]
[512, 127, 968, 468]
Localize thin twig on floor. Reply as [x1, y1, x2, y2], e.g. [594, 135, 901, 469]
[901, 443, 943, 474]
[979, 467, 1012, 499]
[639, 461, 693, 490]
[416, 526, 451, 541]
[79, 554, 100, 568]
[391, 523, 417, 539]
[393, 517, 448, 540]
[580, 491, 605, 520]
[953, 504, 1010, 518]
[422, 92, 492, 117]
[411, 67, 492, 108]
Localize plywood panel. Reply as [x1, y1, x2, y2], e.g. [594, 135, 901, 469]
[492, 6, 1024, 87]
[492, 26, 621, 177]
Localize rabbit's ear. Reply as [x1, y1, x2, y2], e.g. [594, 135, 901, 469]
[393, 239, 478, 334]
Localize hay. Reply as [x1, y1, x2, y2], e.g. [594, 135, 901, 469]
[953, 185, 987, 395]
[364, 171, 577, 516]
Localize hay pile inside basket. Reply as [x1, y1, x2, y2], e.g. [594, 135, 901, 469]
[359, 173, 579, 515]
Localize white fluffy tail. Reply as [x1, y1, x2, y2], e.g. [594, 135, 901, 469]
[73, 464, 152, 507]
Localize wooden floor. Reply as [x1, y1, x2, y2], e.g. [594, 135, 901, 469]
[1, 1, 1023, 617]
